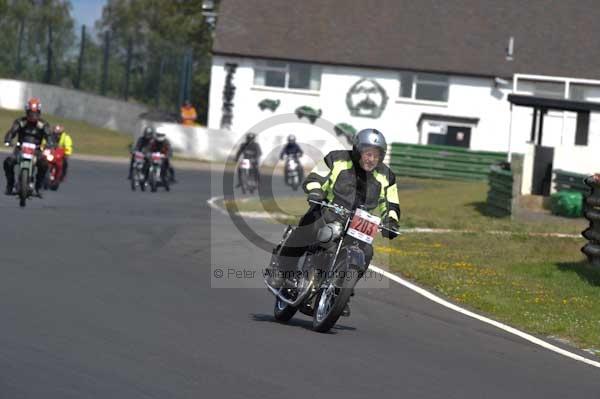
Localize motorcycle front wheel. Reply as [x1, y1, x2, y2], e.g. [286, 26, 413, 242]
[19, 169, 28, 208]
[273, 297, 297, 322]
[312, 281, 354, 333]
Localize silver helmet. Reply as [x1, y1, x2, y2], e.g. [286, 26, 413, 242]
[352, 128, 387, 160]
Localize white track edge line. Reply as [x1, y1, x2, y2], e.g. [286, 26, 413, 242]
[368, 264, 600, 369]
[207, 195, 600, 369]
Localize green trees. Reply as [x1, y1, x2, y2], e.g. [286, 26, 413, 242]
[0, 0, 214, 124]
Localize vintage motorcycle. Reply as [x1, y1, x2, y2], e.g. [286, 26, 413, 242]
[264, 200, 399, 333]
[14, 142, 39, 207]
[238, 157, 258, 194]
[130, 150, 148, 191]
[148, 151, 170, 192]
[283, 154, 303, 191]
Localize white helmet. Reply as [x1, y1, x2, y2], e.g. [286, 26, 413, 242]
[155, 132, 166, 142]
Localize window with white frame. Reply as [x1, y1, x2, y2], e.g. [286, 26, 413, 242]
[516, 79, 565, 99]
[514, 75, 600, 101]
[569, 83, 600, 102]
[254, 60, 321, 91]
[399, 72, 449, 102]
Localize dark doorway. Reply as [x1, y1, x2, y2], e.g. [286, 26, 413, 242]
[446, 126, 471, 148]
[532, 145, 554, 195]
[575, 112, 590, 146]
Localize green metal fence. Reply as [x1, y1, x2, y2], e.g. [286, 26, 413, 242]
[486, 165, 513, 215]
[553, 169, 590, 195]
[389, 143, 507, 181]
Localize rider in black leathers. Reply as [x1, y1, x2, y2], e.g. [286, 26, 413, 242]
[149, 132, 175, 182]
[279, 134, 303, 160]
[235, 133, 262, 187]
[3, 98, 50, 196]
[280, 134, 304, 183]
[128, 126, 155, 180]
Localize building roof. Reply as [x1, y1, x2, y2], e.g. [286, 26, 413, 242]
[213, 0, 600, 80]
[508, 94, 600, 113]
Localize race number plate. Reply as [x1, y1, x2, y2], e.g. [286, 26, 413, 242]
[151, 152, 162, 162]
[347, 209, 381, 244]
[240, 158, 252, 169]
[21, 142, 36, 159]
[134, 151, 145, 161]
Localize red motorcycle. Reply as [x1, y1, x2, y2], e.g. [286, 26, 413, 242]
[43, 146, 65, 191]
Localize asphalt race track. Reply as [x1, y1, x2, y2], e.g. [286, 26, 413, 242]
[0, 159, 598, 398]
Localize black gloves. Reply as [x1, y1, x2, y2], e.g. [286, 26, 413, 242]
[381, 217, 399, 239]
[307, 190, 325, 204]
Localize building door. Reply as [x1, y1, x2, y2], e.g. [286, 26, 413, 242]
[446, 126, 471, 148]
[531, 146, 554, 196]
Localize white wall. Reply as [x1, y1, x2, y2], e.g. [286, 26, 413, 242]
[141, 120, 347, 167]
[0, 79, 148, 136]
[553, 145, 600, 175]
[208, 55, 516, 154]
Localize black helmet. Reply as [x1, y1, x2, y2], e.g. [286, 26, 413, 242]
[352, 128, 387, 161]
[288, 134, 296, 143]
[143, 126, 155, 138]
[246, 132, 256, 142]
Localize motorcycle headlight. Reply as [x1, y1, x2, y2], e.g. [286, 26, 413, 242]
[46, 154, 54, 162]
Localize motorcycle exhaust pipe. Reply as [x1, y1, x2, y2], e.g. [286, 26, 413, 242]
[264, 278, 314, 307]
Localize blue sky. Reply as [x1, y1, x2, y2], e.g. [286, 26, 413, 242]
[71, 0, 107, 32]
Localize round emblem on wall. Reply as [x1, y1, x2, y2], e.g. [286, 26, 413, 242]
[346, 78, 389, 119]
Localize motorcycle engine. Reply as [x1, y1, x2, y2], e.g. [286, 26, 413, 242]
[317, 222, 343, 248]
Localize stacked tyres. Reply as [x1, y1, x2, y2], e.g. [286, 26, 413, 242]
[581, 175, 600, 266]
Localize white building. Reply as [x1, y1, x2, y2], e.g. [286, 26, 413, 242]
[208, 0, 600, 181]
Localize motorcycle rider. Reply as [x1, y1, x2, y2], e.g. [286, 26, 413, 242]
[235, 132, 262, 188]
[279, 134, 304, 183]
[279, 134, 303, 159]
[50, 124, 73, 181]
[128, 126, 155, 180]
[149, 131, 175, 183]
[3, 98, 50, 196]
[267, 129, 401, 315]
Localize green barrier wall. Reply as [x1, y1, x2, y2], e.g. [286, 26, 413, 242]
[390, 143, 507, 181]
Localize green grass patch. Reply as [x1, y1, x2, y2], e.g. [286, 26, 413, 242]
[376, 233, 600, 350]
[1, 108, 132, 157]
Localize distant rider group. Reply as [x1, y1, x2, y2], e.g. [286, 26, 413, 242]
[128, 125, 176, 192]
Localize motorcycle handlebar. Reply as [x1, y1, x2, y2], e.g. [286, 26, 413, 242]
[308, 199, 401, 235]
